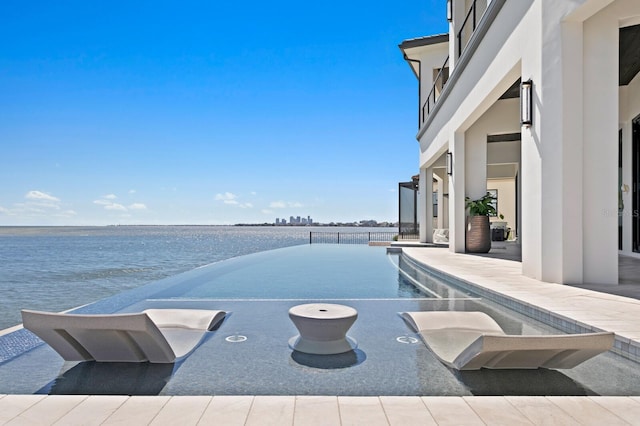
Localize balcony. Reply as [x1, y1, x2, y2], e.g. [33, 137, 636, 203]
[419, 0, 490, 129]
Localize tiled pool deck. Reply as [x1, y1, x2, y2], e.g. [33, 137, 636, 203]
[3, 246, 640, 425]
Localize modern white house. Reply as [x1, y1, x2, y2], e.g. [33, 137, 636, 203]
[400, 0, 640, 285]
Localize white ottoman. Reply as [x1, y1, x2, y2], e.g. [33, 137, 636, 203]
[288, 303, 358, 355]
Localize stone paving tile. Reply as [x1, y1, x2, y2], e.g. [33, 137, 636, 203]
[589, 396, 640, 425]
[505, 396, 581, 425]
[9, 395, 640, 424]
[101, 395, 170, 426]
[5, 395, 86, 426]
[379, 396, 437, 426]
[337, 397, 389, 426]
[463, 396, 534, 425]
[149, 395, 211, 425]
[293, 396, 341, 426]
[245, 396, 295, 426]
[0, 395, 47, 424]
[53, 395, 128, 426]
[547, 396, 631, 425]
[198, 395, 253, 426]
[420, 396, 484, 425]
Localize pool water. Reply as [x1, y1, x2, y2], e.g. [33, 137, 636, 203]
[134, 244, 460, 300]
[1, 245, 639, 397]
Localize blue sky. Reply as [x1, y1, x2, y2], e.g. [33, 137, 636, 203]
[0, 1, 446, 225]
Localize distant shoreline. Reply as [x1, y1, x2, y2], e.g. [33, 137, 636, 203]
[0, 223, 399, 229]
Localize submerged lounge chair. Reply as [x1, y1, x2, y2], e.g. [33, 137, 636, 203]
[401, 311, 614, 370]
[21, 308, 226, 363]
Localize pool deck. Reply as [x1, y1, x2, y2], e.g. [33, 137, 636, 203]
[4, 246, 640, 425]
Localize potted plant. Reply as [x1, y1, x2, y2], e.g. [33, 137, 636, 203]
[465, 192, 501, 253]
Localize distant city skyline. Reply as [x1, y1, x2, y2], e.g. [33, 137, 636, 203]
[0, 1, 447, 225]
[275, 216, 313, 225]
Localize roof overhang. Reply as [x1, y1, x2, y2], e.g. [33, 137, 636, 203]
[399, 34, 449, 78]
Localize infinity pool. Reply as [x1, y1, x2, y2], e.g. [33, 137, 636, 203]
[1, 245, 639, 396]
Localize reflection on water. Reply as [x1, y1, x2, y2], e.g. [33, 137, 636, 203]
[456, 368, 596, 396]
[43, 362, 175, 395]
[291, 349, 366, 370]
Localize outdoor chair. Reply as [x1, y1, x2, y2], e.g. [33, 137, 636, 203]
[21, 308, 226, 363]
[401, 311, 614, 370]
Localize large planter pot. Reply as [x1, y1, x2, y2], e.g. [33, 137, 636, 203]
[466, 215, 491, 253]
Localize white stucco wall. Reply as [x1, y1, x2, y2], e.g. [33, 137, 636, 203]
[412, 0, 640, 284]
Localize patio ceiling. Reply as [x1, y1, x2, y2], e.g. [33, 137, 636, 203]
[620, 24, 640, 86]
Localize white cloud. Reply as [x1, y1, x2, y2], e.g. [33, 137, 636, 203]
[215, 192, 252, 208]
[94, 195, 147, 214]
[128, 189, 136, 194]
[215, 192, 237, 201]
[55, 210, 77, 217]
[105, 203, 127, 211]
[25, 190, 60, 202]
[250, 191, 257, 196]
[0, 191, 65, 218]
[262, 209, 274, 214]
[269, 201, 303, 209]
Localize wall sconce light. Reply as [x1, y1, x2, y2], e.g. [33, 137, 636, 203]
[447, 0, 453, 22]
[621, 184, 630, 193]
[446, 152, 453, 176]
[520, 79, 533, 127]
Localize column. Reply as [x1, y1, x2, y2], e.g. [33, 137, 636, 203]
[449, 132, 466, 253]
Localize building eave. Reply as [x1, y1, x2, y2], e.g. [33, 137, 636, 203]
[399, 34, 449, 78]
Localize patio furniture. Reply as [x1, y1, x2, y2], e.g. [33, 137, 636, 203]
[401, 311, 614, 370]
[21, 308, 226, 363]
[288, 303, 358, 355]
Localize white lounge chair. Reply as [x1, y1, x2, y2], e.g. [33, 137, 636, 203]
[21, 308, 226, 363]
[401, 311, 614, 370]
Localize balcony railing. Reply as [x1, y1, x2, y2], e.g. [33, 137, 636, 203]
[420, 56, 449, 128]
[418, 0, 488, 129]
[458, 0, 484, 57]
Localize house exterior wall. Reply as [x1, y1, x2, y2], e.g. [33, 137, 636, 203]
[407, 0, 640, 284]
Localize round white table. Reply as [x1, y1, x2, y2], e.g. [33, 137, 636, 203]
[288, 303, 358, 355]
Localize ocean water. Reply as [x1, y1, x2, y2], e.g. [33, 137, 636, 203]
[0, 225, 393, 330]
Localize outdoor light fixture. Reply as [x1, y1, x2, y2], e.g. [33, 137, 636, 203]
[520, 79, 533, 127]
[446, 152, 453, 176]
[447, 0, 453, 22]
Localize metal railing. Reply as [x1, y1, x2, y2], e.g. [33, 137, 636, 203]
[457, 0, 480, 57]
[421, 56, 449, 127]
[419, 0, 488, 129]
[308, 232, 419, 244]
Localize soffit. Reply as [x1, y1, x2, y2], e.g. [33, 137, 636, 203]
[620, 24, 640, 86]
